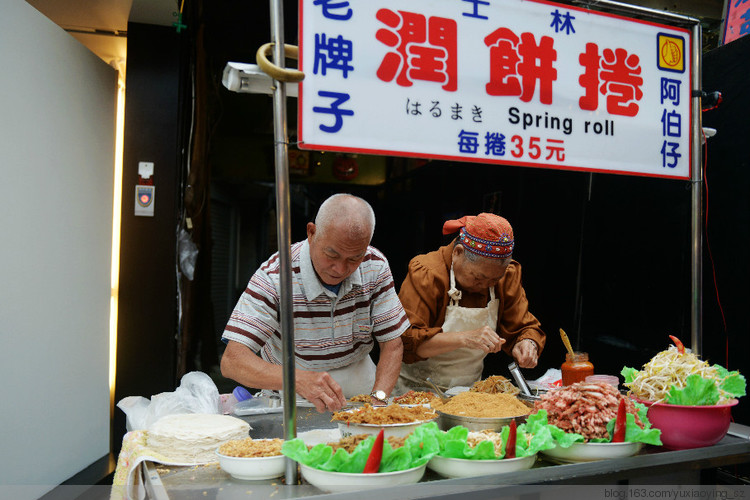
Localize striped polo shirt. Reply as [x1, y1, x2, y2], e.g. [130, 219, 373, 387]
[222, 240, 410, 371]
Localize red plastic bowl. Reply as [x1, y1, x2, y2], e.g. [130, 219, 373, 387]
[635, 397, 738, 450]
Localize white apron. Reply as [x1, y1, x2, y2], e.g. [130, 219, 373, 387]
[398, 266, 499, 391]
[327, 355, 377, 398]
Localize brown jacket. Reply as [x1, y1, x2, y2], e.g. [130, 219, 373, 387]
[398, 244, 546, 363]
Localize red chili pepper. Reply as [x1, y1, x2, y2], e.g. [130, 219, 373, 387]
[669, 335, 685, 355]
[612, 398, 627, 443]
[505, 419, 517, 459]
[363, 429, 384, 473]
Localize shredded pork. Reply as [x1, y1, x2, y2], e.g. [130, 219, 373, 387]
[533, 382, 643, 441]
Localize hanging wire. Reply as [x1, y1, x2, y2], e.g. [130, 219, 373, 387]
[701, 127, 729, 367]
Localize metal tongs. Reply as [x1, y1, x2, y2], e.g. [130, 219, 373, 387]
[425, 377, 451, 402]
[508, 361, 533, 397]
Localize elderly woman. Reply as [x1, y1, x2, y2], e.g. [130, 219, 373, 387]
[397, 213, 545, 392]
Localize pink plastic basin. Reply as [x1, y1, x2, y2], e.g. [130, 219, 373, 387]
[636, 398, 738, 450]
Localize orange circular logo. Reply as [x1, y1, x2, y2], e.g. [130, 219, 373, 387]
[661, 40, 682, 67]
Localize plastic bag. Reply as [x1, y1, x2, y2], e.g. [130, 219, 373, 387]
[117, 371, 220, 431]
[178, 227, 198, 281]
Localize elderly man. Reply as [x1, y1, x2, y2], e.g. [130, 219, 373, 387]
[221, 194, 408, 412]
[397, 213, 545, 392]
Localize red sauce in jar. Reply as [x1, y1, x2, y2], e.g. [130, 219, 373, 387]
[561, 352, 594, 386]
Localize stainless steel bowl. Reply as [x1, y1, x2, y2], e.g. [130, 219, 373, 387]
[436, 410, 529, 432]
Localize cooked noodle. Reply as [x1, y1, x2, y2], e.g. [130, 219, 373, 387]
[393, 391, 437, 405]
[470, 375, 521, 395]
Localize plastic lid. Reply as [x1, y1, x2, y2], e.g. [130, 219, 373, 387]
[585, 374, 619, 387]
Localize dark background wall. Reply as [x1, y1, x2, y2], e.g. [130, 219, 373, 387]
[701, 34, 750, 425]
[114, 23, 185, 453]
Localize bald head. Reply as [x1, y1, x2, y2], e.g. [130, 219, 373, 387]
[314, 194, 375, 242]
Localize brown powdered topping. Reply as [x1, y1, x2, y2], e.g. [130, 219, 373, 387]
[432, 391, 530, 418]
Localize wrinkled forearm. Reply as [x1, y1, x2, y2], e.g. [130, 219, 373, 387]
[373, 336, 403, 396]
[220, 340, 284, 391]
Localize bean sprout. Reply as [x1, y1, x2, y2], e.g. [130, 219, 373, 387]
[624, 345, 724, 403]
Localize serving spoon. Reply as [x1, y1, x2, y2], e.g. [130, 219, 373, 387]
[425, 377, 451, 403]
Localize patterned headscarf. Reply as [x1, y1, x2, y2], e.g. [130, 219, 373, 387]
[442, 213, 514, 259]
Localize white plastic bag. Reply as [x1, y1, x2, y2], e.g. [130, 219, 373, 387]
[117, 371, 221, 431]
[178, 227, 199, 281]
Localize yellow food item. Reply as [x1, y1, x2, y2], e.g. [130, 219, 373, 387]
[470, 375, 520, 395]
[431, 391, 530, 418]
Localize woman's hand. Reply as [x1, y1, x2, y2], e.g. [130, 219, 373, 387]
[512, 339, 539, 368]
[463, 326, 505, 353]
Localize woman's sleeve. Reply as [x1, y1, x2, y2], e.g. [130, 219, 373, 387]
[398, 258, 447, 364]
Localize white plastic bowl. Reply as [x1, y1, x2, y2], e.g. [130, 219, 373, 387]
[215, 447, 286, 480]
[335, 407, 437, 438]
[299, 463, 426, 492]
[428, 453, 537, 478]
[540, 441, 642, 463]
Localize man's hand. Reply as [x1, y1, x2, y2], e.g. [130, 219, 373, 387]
[512, 339, 539, 368]
[296, 370, 346, 413]
[462, 326, 505, 353]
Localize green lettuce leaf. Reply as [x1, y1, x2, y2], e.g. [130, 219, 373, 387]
[602, 408, 662, 446]
[621, 367, 639, 385]
[715, 365, 747, 399]
[281, 423, 441, 473]
[665, 373, 720, 405]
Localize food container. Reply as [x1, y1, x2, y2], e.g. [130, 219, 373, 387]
[561, 352, 594, 385]
[299, 463, 427, 493]
[635, 397, 739, 450]
[338, 419, 435, 438]
[540, 442, 642, 463]
[215, 447, 286, 480]
[333, 406, 438, 438]
[427, 454, 537, 478]
[436, 411, 528, 432]
[585, 374, 620, 388]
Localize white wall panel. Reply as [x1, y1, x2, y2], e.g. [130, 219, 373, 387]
[0, 0, 115, 495]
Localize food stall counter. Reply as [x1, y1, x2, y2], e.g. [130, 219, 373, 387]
[138, 408, 750, 500]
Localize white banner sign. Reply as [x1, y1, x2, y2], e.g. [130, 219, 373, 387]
[298, 0, 692, 179]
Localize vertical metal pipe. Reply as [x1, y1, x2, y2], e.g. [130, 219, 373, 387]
[690, 22, 703, 355]
[269, 0, 298, 484]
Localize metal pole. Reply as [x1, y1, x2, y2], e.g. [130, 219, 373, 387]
[268, 0, 298, 484]
[571, 0, 697, 27]
[690, 22, 703, 355]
